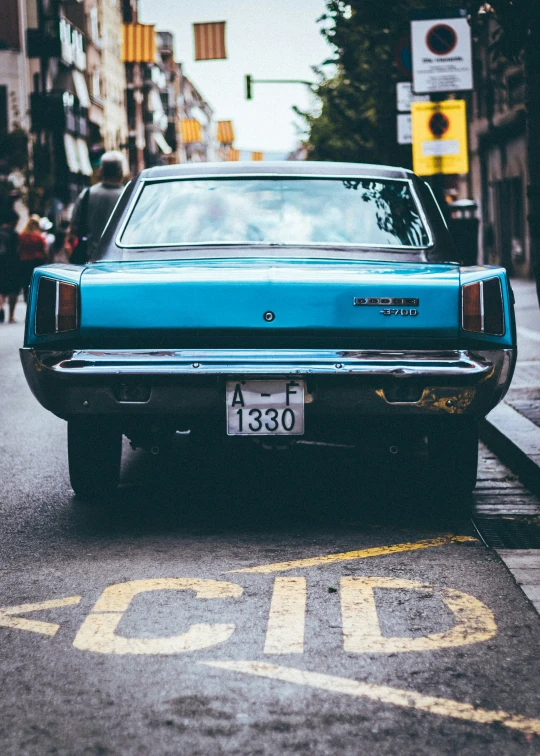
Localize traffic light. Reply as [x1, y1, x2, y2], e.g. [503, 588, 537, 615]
[245, 74, 252, 100]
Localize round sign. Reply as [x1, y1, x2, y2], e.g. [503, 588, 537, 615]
[394, 35, 412, 78]
[429, 112, 450, 138]
[426, 24, 457, 56]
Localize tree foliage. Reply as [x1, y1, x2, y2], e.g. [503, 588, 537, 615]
[300, 0, 427, 165]
[302, 1, 539, 165]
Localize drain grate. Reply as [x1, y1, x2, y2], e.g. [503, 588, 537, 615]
[473, 517, 540, 549]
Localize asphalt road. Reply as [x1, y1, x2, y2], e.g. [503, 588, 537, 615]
[2, 313, 540, 755]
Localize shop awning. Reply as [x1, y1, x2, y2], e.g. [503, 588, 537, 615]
[64, 134, 80, 174]
[154, 132, 172, 155]
[72, 69, 91, 108]
[180, 119, 202, 144]
[76, 138, 93, 176]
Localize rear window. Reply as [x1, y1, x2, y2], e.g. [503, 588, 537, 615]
[119, 177, 431, 249]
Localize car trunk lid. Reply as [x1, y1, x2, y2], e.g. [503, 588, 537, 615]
[79, 257, 460, 346]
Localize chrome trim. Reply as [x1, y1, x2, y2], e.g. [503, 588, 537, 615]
[41, 348, 494, 377]
[114, 174, 435, 251]
[20, 348, 515, 420]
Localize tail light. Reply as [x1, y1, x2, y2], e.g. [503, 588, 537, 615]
[462, 277, 504, 336]
[35, 277, 79, 335]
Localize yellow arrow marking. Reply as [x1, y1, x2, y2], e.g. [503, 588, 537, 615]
[0, 596, 81, 636]
[203, 661, 540, 737]
[226, 535, 477, 574]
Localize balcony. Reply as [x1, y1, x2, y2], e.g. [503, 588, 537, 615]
[30, 91, 89, 137]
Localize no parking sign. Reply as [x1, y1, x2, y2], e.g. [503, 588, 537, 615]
[411, 10, 473, 93]
[411, 100, 468, 175]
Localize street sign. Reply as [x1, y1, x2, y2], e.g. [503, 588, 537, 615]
[411, 100, 468, 175]
[397, 114, 412, 145]
[411, 11, 473, 93]
[394, 35, 413, 79]
[396, 82, 429, 113]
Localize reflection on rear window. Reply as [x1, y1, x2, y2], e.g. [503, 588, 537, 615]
[120, 177, 431, 248]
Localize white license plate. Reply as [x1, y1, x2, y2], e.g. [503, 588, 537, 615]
[226, 380, 305, 436]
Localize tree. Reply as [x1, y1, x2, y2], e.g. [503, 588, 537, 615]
[470, 1, 540, 302]
[298, 0, 424, 167]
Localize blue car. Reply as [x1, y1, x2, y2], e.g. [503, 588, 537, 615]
[21, 162, 515, 499]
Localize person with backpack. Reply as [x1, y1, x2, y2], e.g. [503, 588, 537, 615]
[0, 209, 20, 323]
[69, 151, 126, 264]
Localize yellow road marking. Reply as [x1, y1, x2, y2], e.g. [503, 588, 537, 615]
[227, 535, 476, 574]
[202, 661, 540, 737]
[264, 578, 306, 655]
[340, 577, 496, 653]
[73, 578, 243, 655]
[0, 596, 81, 636]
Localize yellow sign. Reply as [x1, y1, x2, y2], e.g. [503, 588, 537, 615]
[411, 100, 468, 175]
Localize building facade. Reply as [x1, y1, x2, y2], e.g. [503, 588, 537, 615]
[177, 71, 215, 163]
[469, 16, 530, 278]
[0, 0, 218, 221]
[99, 0, 128, 152]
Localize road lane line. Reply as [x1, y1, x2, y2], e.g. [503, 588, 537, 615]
[264, 578, 306, 655]
[0, 596, 81, 636]
[227, 535, 477, 574]
[202, 661, 540, 736]
[340, 577, 496, 653]
[73, 578, 243, 655]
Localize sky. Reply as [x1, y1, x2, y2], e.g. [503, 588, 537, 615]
[138, 0, 333, 156]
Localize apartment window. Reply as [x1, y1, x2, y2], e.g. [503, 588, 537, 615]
[0, 87, 7, 137]
[89, 7, 99, 42]
[92, 70, 101, 99]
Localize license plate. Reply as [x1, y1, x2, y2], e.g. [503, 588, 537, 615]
[226, 380, 305, 436]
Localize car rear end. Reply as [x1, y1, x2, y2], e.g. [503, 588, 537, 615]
[20, 163, 516, 497]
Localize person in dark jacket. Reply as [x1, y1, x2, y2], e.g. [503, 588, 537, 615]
[0, 210, 20, 323]
[70, 151, 126, 263]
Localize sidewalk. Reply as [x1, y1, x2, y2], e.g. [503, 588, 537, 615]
[480, 279, 540, 491]
[478, 278, 540, 614]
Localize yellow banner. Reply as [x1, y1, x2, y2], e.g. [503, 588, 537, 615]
[411, 100, 468, 176]
[121, 24, 156, 63]
[217, 121, 235, 145]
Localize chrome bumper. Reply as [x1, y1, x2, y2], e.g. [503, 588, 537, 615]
[20, 347, 515, 420]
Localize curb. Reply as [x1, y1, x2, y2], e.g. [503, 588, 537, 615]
[479, 402, 540, 498]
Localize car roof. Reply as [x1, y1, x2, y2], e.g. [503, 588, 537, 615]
[140, 161, 413, 181]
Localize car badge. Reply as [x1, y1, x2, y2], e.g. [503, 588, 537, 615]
[353, 297, 419, 317]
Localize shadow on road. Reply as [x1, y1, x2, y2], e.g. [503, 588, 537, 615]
[68, 437, 473, 538]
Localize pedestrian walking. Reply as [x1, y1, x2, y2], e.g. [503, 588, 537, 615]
[0, 209, 20, 323]
[18, 215, 48, 302]
[39, 217, 55, 258]
[70, 151, 126, 264]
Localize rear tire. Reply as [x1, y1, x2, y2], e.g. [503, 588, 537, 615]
[427, 420, 479, 504]
[68, 418, 122, 498]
